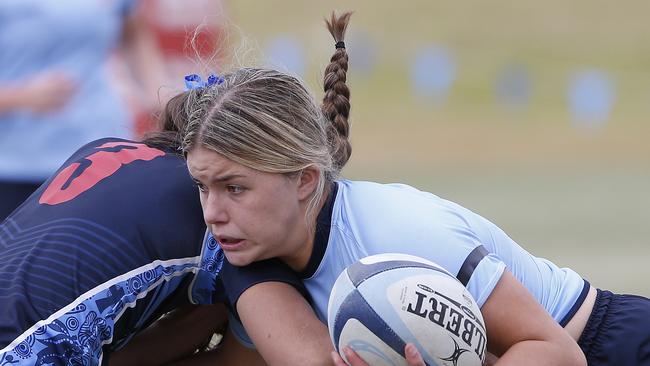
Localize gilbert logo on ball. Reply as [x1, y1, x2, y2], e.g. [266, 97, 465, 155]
[327, 253, 487, 366]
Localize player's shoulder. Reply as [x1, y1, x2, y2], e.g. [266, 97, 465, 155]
[72, 137, 184, 170]
[76, 137, 137, 152]
[35, 137, 191, 209]
[333, 180, 484, 246]
[335, 180, 446, 219]
[338, 179, 438, 199]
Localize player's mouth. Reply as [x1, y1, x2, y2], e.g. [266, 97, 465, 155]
[216, 235, 245, 251]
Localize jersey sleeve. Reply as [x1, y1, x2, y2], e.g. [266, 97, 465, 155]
[343, 182, 508, 308]
[460, 209, 525, 306]
[462, 248, 506, 307]
[220, 257, 310, 312]
[421, 205, 507, 307]
[219, 256, 310, 348]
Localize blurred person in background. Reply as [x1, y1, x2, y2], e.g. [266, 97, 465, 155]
[0, 0, 167, 221]
[127, 0, 228, 137]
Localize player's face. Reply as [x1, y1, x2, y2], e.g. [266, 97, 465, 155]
[186, 146, 313, 269]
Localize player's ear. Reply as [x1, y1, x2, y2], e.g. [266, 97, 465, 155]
[296, 165, 321, 201]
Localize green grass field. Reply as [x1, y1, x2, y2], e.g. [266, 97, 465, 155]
[225, 0, 650, 295]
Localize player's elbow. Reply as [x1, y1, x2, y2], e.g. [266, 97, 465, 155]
[553, 339, 587, 366]
[568, 345, 588, 366]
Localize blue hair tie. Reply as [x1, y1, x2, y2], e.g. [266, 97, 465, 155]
[184, 73, 224, 90]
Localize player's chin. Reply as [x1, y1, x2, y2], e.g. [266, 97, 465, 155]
[222, 250, 257, 267]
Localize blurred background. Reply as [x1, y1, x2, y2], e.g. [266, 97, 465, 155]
[3, 0, 647, 295]
[221, 0, 650, 296]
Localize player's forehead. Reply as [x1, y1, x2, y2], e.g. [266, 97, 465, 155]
[186, 146, 279, 186]
[187, 147, 243, 177]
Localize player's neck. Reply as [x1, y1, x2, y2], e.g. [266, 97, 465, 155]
[283, 186, 331, 273]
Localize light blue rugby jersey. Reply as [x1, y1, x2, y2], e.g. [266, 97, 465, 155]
[302, 180, 589, 326]
[231, 180, 589, 347]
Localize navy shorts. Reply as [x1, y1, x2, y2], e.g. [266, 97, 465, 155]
[578, 289, 650, 365]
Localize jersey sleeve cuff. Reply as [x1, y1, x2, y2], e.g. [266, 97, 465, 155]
[467, 254, 506, 307]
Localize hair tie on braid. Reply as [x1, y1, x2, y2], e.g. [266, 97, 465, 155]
[335, 41, 346, 49]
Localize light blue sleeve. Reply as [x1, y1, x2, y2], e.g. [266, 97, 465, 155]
[466, 254, 506, 306]
[458, 204, 586, 321]
[340, 181, 509, 308]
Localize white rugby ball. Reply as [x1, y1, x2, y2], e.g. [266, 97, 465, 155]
[327, 253, 487, 366]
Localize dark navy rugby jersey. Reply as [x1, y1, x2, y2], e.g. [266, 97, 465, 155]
[0, 138, 219, 365]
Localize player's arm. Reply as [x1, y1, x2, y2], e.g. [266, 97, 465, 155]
[0, 73, 76, 114]
[480, 270, 585, 365]
[237, 281, 334, 366]
[0, 85, 28, 113]
[219, 257, 334, 365]
[157, 281, 331, 366]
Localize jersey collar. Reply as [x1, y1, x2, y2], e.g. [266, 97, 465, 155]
[298, 182, 338, 279]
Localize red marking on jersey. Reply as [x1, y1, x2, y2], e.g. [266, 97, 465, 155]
[39, 142, 165, 205]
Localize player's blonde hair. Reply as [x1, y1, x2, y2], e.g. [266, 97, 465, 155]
[178, 12, 353, 218]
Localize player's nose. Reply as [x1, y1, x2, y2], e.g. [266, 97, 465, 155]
[202, 192, 228, 225]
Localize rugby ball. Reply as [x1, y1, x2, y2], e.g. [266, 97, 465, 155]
[327, 253, 487, 366]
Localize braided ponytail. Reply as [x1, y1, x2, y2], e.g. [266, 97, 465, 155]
[323, 11, 353, 171]
[179, 13, 356, 222]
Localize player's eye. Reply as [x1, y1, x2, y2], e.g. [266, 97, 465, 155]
[226, 185, 244, 194]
